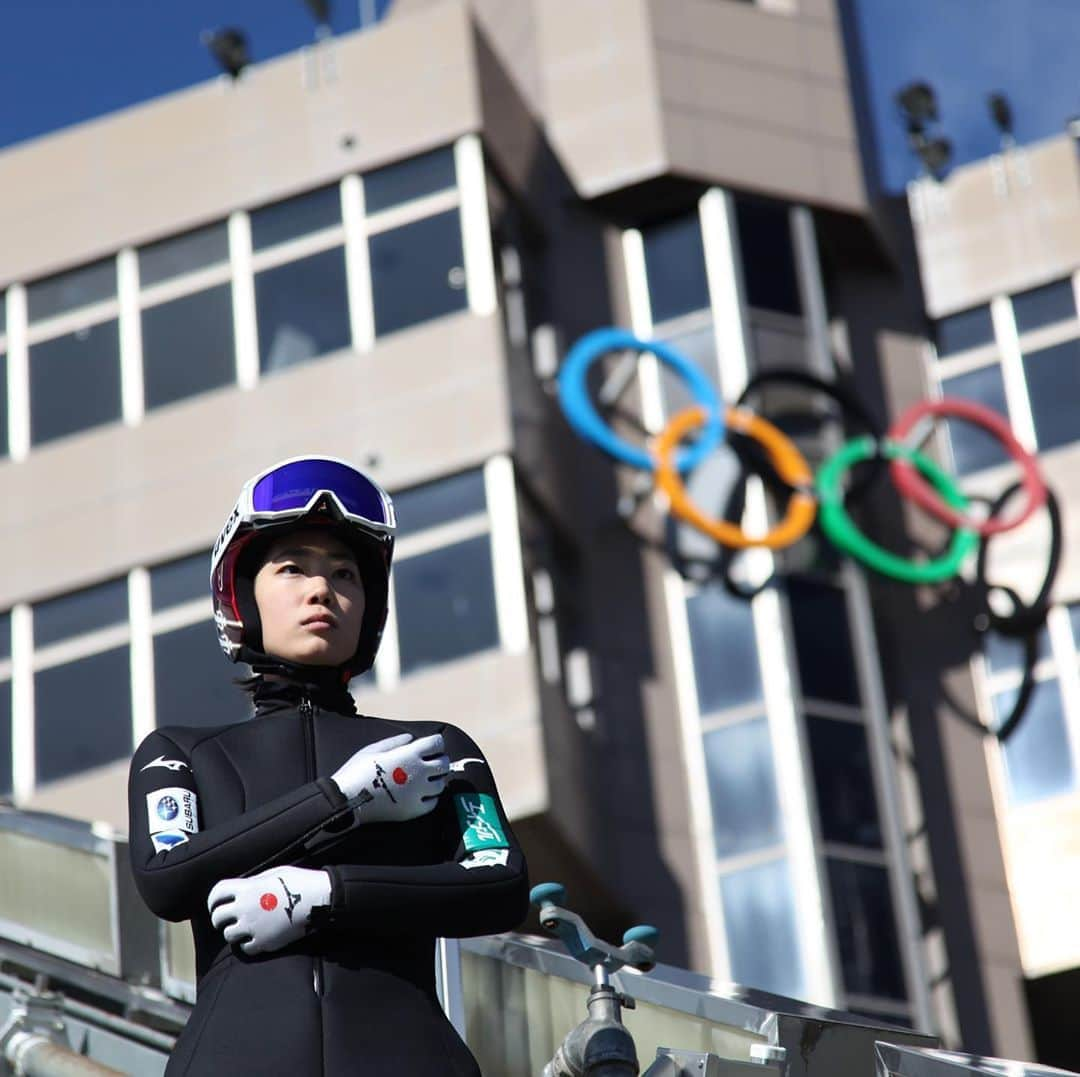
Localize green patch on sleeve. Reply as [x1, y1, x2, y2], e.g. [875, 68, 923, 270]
[454, 793, 509, 852]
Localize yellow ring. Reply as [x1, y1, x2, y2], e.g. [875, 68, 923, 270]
[654, 406, 817, 550]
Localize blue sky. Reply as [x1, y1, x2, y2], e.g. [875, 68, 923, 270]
[0, 0, 1077, 194]
[847, 0, 1080, 191]
[0, 0, 392, 151]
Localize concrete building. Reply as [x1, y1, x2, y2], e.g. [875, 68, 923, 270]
[0, 0, 1075, 1067]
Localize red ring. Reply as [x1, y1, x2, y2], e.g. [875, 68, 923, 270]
[888, 398, 1046, 537]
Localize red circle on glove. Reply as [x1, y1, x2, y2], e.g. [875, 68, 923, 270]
[260, 893, 278, 911]
[889, 397, 1046, 536]
[392, 767, 408, 785]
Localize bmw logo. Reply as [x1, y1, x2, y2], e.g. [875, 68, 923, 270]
[157, 795, 180, 821]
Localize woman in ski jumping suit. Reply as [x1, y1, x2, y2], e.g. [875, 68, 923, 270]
[127, 456, 529, 1075]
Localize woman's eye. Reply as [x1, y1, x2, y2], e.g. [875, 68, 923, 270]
[280, 563, 301, 575]
[335, 568, 357, 582]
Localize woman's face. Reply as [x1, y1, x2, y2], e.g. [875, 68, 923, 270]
[253, 528, 366, 667]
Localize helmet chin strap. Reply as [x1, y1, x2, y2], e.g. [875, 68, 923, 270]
[239, 645, 355, 689]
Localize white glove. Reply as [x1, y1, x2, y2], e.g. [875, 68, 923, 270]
[330, 732, 449, 824]
[208, 866, 331, 956]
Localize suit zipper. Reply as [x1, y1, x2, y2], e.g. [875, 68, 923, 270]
[300, 696, 326, 999]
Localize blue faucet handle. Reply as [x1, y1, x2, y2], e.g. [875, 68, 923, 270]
[622, 925, 659, 948]
[530, 882, 567, 908]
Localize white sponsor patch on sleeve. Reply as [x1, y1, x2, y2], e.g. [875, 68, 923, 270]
[146, 788, 199, 836]
[152, 830, 190, 854]
[449, 757, 485, 773]
[459, 848, 510, 870]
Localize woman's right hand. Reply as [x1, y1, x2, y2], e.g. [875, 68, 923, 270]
[330, 733, 449, 824]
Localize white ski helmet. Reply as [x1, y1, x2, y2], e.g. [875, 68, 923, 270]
[211, 456, 396, 678]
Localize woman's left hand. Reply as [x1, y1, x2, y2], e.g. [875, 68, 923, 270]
[208, 866, 332, 956]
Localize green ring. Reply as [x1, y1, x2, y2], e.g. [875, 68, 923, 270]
[816, 436, 979, 584]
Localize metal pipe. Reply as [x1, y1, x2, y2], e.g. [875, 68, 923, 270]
[4, 1030, 125, 1076]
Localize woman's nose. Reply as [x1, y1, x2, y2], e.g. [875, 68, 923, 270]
[305, 575, 333, 603]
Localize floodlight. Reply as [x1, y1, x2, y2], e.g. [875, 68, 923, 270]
[988, 92, 1013, 136]
[915, 136, 953, 179]
[304, 0, 332, 23]
[896, 81, 938, 133]
[202, 28, 251, 80]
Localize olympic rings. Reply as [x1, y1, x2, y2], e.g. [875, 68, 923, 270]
[557, 327, 723, 473]
[975, 481, 1062, 637]
[817, 437, 980, 584]
[655, 406, 817, 550]
[889, 398, 1046, 537]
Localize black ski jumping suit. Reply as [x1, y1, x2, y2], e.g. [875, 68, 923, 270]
[127, 677, 529, 1075]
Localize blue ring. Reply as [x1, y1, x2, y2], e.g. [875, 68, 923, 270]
[557, 327, 724, 472]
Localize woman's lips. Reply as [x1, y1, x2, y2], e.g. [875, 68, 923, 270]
[302, 619, 336, 633]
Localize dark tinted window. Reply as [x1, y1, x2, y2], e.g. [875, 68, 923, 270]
[34, 578, 128, 646]
[250, 184, 342, 250]
[1069, 603, 1080, 648]
[27, 258, 116, 322]
[394, 469, 486, 536]
[0, 351, 7, 459]
[0, 679, 10, 796]
[364, 147, 457, 214]
[29, 320, 122, 445]
[1023, 338, 1080, 453]
[154, 622, 249, 728]
[0, 611, 9, 660]
[934, 304, 994, 357]
[686, 584, 762, 713]
[658, 323, 720, 418]
[151, 553, 210, 611]
[735, 199, 801, 315]
[370, 210, 467, 337]
[143, 285, 236, 410]
[721, 859, 805, 999]
[786, 578, 860, 706]
[807, 716, 882, 848]
[827, 859, 907, 1000]
[939, 364, 1011, 474]
[139, 222, 229, 287]
[35, 647, 132, 783]
[642, 213, 710, 324]
[256, 247, 350, 374]
[704, 719, 782, 857]
[395, 535, 499, 675]
[1012, 279, 1076, 334]
[996, 678, 1075, 805]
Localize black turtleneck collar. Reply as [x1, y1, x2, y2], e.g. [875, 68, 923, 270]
[251, 671, 358, 717]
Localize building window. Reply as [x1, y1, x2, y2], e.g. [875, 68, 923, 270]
[0, 610, 10, 797]
[1011, 278, 1076, 335]
[0, 345, 7, 461]
[980, 604, 1080, 808]
[31, 578, 132, 785]
[1021, 337, 1080, 453]
[150, 551, 247, 730]
[933, 304, 994, 358]
[720, 858, 806, 1000]
[26, 259, 116, 323]
[642, 213, 711, 325]
[30, 319, 122, 446]
[139, 222, 229, 288]
[138, 221, 236, 412]
[369, 209, 467, 338]
[142, 284, 236, 409]
[250, 184, 342, 252]
[938, 364, 1011, 474]
[364, 147, 456, 214]
[389, 468, 500, 679]
[734, 197, 801, 316]
[256, 247, 350, 374]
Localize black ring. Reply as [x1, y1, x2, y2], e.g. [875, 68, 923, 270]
[974, 482, 1062, 637]
[736, 369, 886, 504]
[982, 610, 1039, 742]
